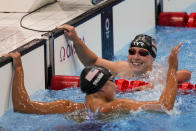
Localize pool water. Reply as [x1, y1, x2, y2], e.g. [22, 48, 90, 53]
[0, 26, 196, 131]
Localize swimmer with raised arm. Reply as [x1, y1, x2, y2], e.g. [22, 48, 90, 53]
[7, 42, 180, 114]
[57, 25, 191, 86]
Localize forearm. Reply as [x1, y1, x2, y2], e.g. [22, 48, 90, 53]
[15, 100, 80, 114]
[12, 65, 31, 111]
[132, 82, 154, 91]
[159, 66, 177, 110]
[12, 66, 81, 114]
[158, 43, 181, 110]
[57, 24, 99, 66]
[73, 38, 98, 66]
[10, 52, 81, 114]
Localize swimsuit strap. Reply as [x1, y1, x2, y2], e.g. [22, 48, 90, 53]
[95, 106, 100, 113]
[85, 103, 100, 122]
[84, 103, 87, 109]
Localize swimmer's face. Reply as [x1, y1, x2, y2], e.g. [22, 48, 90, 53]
[128, 47, 154, 75]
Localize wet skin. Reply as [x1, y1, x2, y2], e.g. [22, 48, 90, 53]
[57, 24, 191, 84]
[128, 47, 154, 76]
[5, 42, 182, 114]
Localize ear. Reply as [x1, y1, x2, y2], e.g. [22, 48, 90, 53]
[99, 84, 110, 92]
[99, 88, 105, 92]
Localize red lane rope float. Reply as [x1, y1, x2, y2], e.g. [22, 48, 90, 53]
[158, 12, 188, 27]
[114, 79, 129, 91]
[158, 12, 196, 28]
[50, 76, 195, 92]
[178, 82, 195, 91]
[129, 80, 148, 89]
[115, 80, 196, 92]
[186, 13, 196, 28]
[51, 75, 80, 90]
[115, 79, 149, 91]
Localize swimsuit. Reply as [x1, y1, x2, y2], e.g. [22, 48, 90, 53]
[85, 104, 100, 122]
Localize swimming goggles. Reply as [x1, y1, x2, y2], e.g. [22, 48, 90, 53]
[108, 77, 115, 82]
[128, 48, 149, 57]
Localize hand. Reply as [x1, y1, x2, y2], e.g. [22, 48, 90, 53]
[168, 42, 182, 69]
[131, 83, 153, 91]
[3, 52, 21, 58]
[56, 24, 80, 42]
[3, 52, 22, 67]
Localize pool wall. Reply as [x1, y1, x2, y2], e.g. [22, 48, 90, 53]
[50, 0, 156, 77]
[161, 0, 196, 12]
[1, 0, 194, 116]
[0, 39, 47, 116]
[0, 0, 156, 116]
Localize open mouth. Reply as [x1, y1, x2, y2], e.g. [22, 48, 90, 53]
[131, 61, 143, 66]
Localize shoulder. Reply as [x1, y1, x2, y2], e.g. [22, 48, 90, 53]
[57, 100, 85, 112]
[112, 61, 131, 72]
[70, 102, 85, 111]
[114, 61, 133, 78]
[177, 69, 191, 83]
[98, 98, 135, 113]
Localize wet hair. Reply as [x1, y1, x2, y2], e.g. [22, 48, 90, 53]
[80, 65, 112, 95]
[130, 34, 157, 58]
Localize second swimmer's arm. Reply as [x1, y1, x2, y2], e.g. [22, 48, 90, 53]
[100, 43, 181, 113]
[10, 52, 83, 114]
[176, 69, 191, 84]
[57, 25, 98, 66]
[57, 25, 128, 76]
[72, 36, 98, 66]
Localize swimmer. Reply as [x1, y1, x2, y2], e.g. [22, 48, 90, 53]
[57, 25, 191, 86]
[6, 42, 180, 114]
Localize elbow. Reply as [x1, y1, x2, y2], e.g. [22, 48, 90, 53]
[88, 56, 99, 66]
[13, 100, 31, 113]
[158, 101, 174, 111]
[13, 106, 24, 113]
[13, 102, 22, 113]
[13, 108, 22, 113]
[161, 103, 174, 111]
[164, 105, 173, 111]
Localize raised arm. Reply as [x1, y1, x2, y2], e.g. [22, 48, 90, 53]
[56, 25, 122, 75]
[7, 52, 84, 114]
[100, 43, 181, 113]
[57, 25, 98, 66]
[158, 42, 181, 110]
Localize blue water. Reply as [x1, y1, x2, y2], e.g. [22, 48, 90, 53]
[0, 27, 196, 131]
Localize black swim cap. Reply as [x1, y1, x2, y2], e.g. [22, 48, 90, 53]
[80, 65, 112, 95]
[130, 34, 157, 58]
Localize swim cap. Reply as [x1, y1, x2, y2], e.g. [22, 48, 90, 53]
[130, 34, 157, 58]
[80, 65, 112, 95]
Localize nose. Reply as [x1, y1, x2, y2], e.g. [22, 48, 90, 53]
[134, 52, 140, 59]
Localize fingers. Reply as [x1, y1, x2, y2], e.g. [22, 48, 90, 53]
[175, 42, 182, 52]
[56, 24, 72, 33]
[176, 42, 182, 49]
[2, 54, 10, 57]
[56, 24, 79, 42]
[3, 52, 21, 58]
[172, 42, 182, 54]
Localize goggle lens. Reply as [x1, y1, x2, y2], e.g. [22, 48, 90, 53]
[128, 49, 149, 56]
